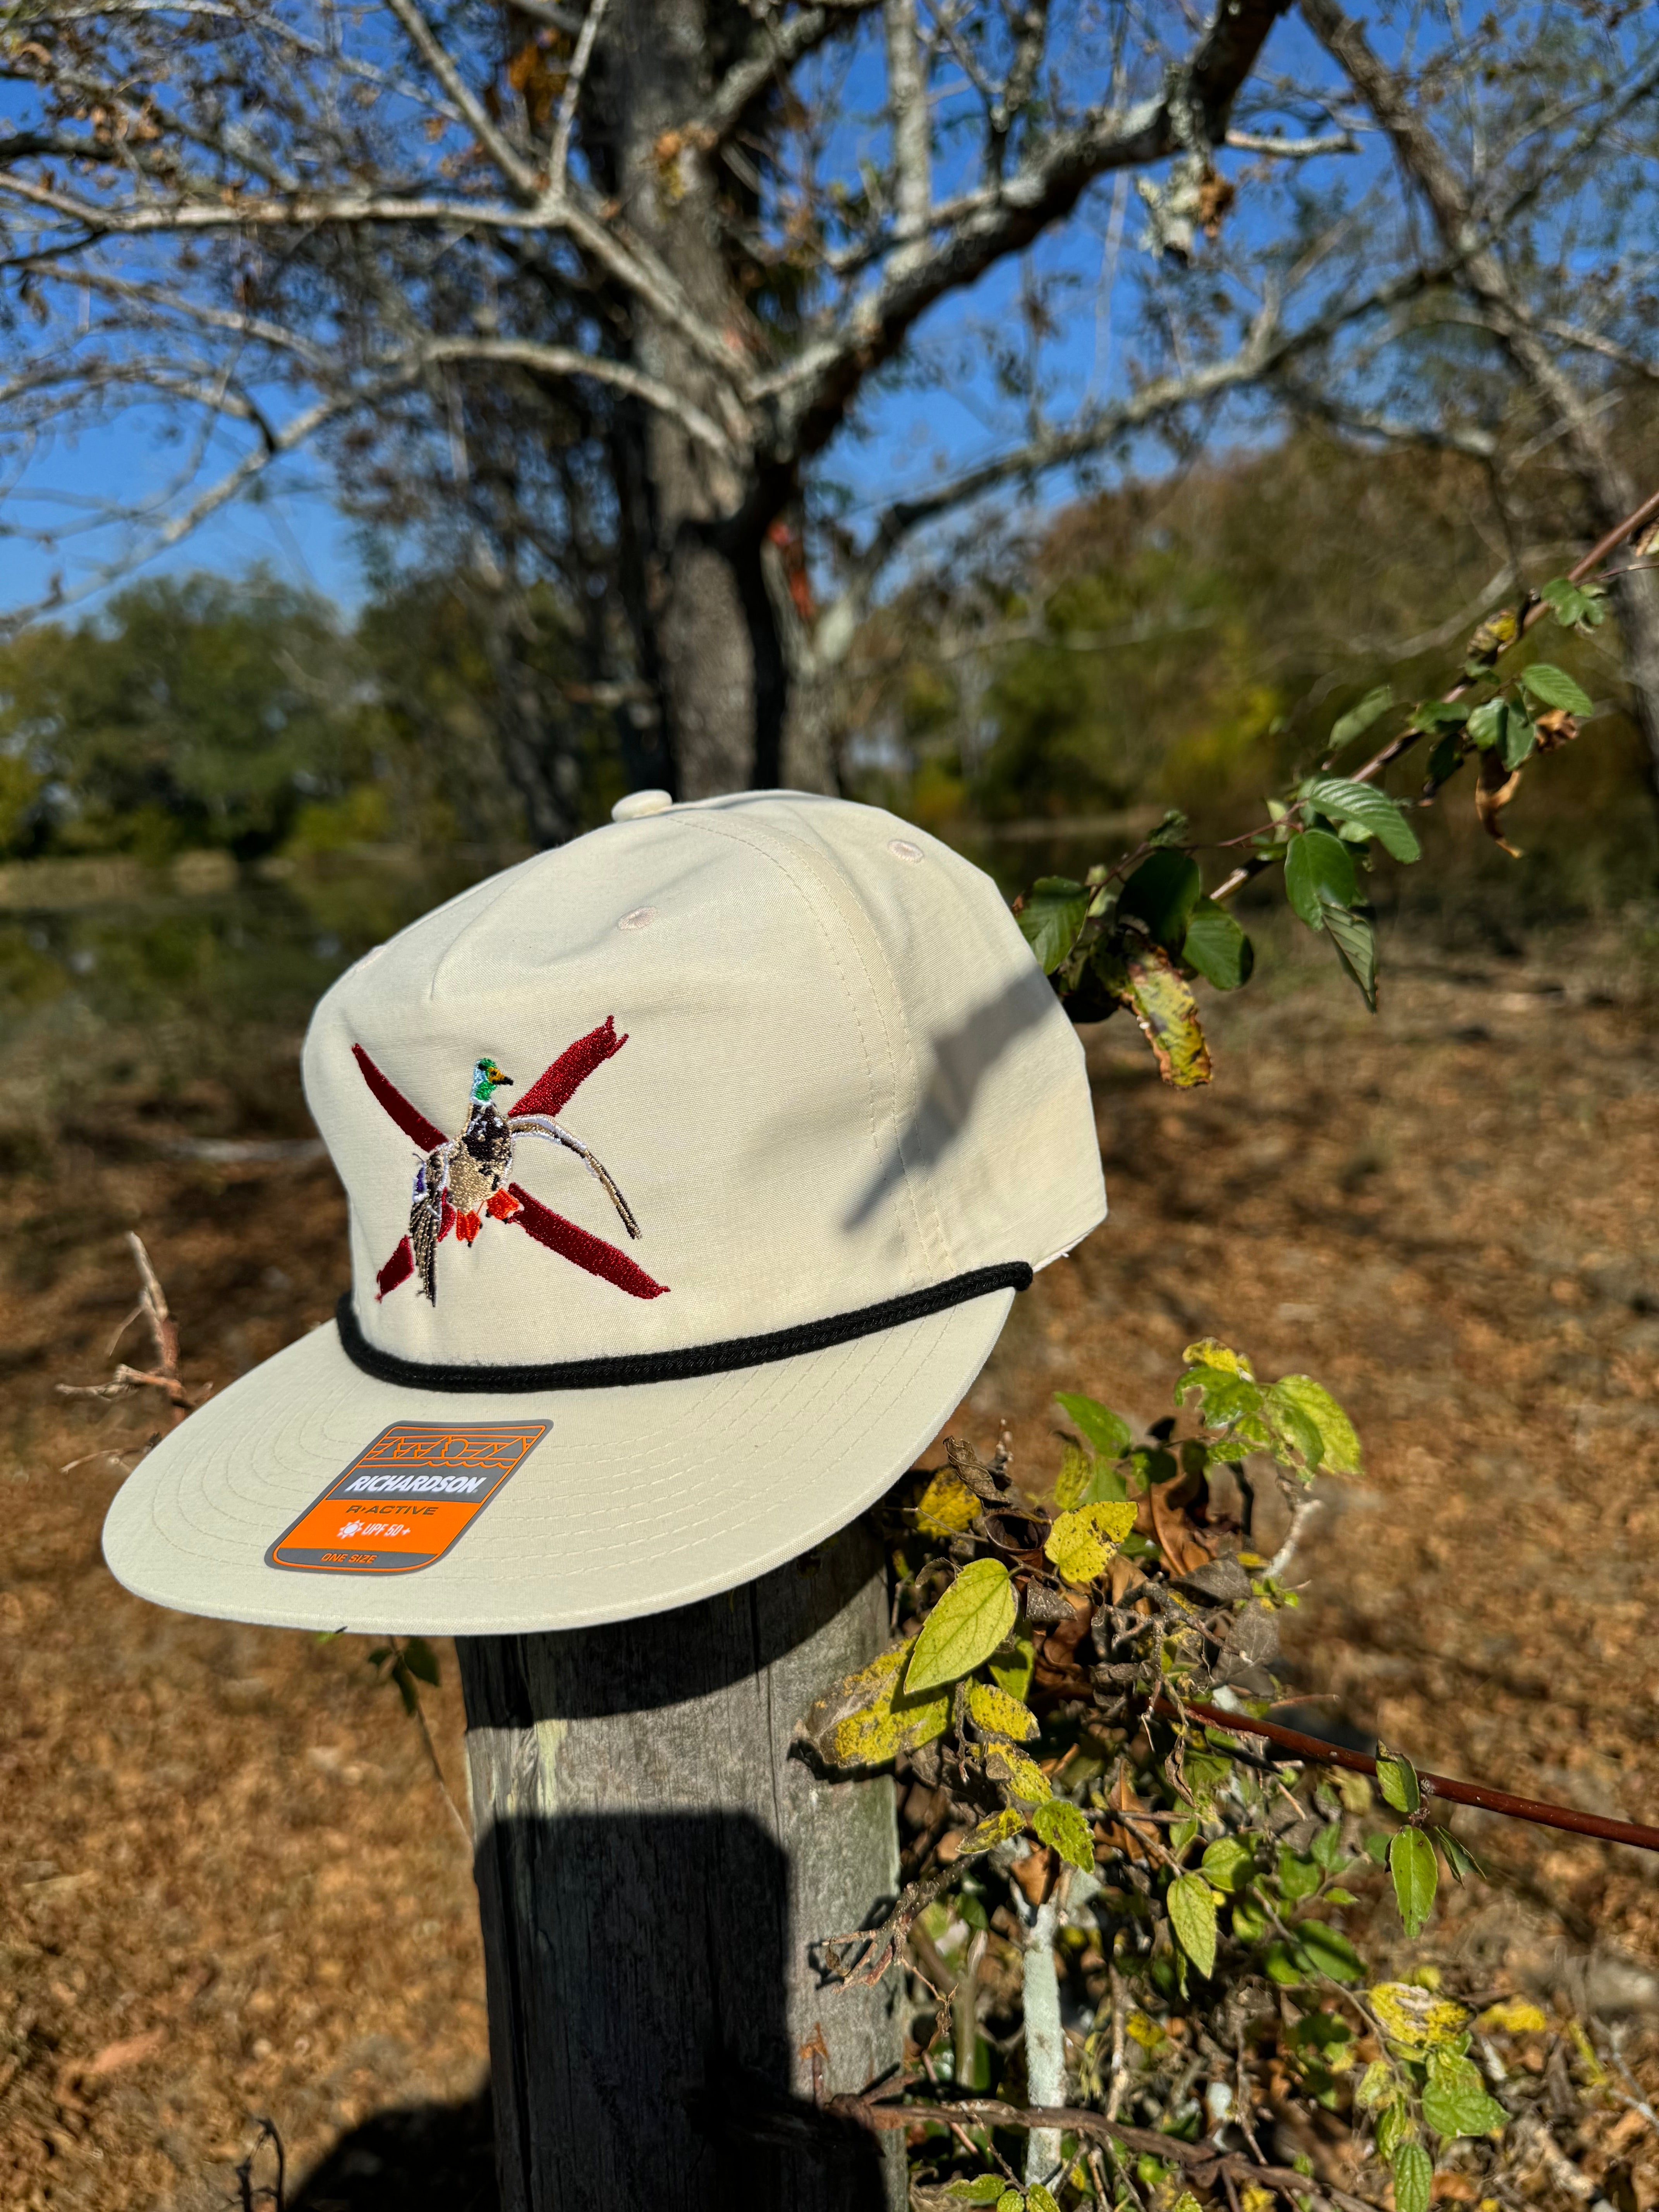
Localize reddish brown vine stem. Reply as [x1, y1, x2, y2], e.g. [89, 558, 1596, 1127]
[1165, 1696, 1659, 1855]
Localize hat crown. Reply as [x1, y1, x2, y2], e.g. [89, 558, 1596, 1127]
[303, 792, 1105, 1374]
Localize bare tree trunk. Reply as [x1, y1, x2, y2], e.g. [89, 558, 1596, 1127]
[457, 1520, 905, 2210]
[587, 0, 787, 799]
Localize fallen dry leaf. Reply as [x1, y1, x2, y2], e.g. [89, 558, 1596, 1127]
[86, 2030, 165, 2078]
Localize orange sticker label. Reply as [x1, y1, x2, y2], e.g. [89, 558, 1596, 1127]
[266, 1420, 549, 1575]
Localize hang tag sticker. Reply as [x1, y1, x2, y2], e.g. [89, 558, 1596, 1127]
[266, 1421, 549, 1575]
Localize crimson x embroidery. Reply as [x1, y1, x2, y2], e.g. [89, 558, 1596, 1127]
[353, 1017, 668, 1305]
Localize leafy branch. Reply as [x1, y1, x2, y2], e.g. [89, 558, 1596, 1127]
[805, 1341, 1651, 2204]
[1015, 485, 1659, 1086]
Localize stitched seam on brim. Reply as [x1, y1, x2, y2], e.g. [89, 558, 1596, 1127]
[334, 1264, 1031, 1394]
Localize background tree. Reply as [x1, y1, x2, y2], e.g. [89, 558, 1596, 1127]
[6, 2, 1655, 835]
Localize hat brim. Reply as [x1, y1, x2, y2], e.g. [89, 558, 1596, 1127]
[100, 1288, 1015, 1634]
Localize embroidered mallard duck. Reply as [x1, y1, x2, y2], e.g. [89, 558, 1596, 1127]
[352, 1019, 666, 1305]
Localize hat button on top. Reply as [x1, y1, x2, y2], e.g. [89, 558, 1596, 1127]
[611, 789, 674, 822]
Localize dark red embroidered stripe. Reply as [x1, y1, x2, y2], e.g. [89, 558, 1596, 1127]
[508, 1182, 667, 1301]
[352, 1044, 449, 1153]
[512, 1017, 627, 1122]
[376, 1237, 415, 1300]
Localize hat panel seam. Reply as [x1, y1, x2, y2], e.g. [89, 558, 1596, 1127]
[670, 812, 931, 1290]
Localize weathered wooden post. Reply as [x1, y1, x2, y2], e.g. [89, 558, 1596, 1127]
[457, 1522, 905, 2209]
[101, 789, 1104, 2208]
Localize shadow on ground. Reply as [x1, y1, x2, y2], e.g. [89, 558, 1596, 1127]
[289, 2088, 498, 2212]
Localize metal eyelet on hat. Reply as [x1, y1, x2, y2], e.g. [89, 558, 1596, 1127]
[618, 907, 656, 931]
[888, 838, 924, 862]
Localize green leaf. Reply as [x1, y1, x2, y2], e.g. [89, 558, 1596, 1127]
[1296, 1919, 1363, 1983]
[1202, 1837, 1256, 1893]
[997, 2193, 1024, 2212]
[1390, 1827, 1439, 1939]
[1466, 697, 1503, 750]
[1426, 735, 1464, 785]
[1119, 848, 1203, 952]
[1357, 2060, 1398, 2111]
[1376, 1748, 1421, 1815]
[1264, 1941, 1304, 1986]
[1303, 777, 1422, 863]
[1311, 1821, 1345, 1872]
[989, 1628, 1036, 1703]
[1423, 2050, 1508, 2139]
[1168, 1871, 1218, 1977]
[1263, 1386, 1324, 1472]
[1230, 1896, 1267, 1942]
[1540, 577, 1607, 632]
[1329, 684, 1394, 750]
[1377, 2103, 1414, 2161]
[1028, 2188, 1061, 2212]
[392, 1664, 419, 1717]
[1084, 1460, 1130, 1505]
[402, 1635, 441, 1687]
[1284, 828, 1357, 928]
[1146, 807, 1191, 847]
[1032, 1796, 1095, 1872]
[1519, 662, 1593, 716]
[906, 1560, 1017, 1693]
[1503, 713, 1537, 770]
[1054, 1392, 1132, 1460]
[1391, 2140, 1432, 2212]
[1267, 1376, 1362, 1474]
[1324, 902, 1378, 1012]
[1439, 1830, 1488, 1885]
[1176, 1365, 1264, 1431]
[1182, 896, 1255, 990]
[1278, 1850, 1322, 1902]
[1017, 877, 1089, 973]
[1411, 697, 1472, 731]
[947, 2176, 1006, 2202]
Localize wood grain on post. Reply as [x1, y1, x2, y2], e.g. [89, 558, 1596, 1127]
[457, 1520, 905, 2210]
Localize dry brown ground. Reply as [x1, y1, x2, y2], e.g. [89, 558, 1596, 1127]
[2, 923, 1657, 2208]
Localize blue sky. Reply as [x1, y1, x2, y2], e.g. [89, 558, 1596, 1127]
[0, 6, 1371, 624]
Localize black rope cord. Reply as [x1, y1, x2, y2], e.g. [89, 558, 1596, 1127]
[334, 1262, 1033, 1395]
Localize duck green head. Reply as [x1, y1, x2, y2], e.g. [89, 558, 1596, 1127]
[471, 1056, 514, 1104]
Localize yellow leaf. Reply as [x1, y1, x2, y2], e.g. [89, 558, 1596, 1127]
[1181, 1339, 1256, 1380]
[1126, 2011, 1165, 2050]
[1054, 1442, 1095, 1511]
[803, 1639, 951, 1768]
[1045, 1498, 1138, 1585]
[1119, 946, 1212, 1088]
[967, 1679, 1039, 1742]
[958, 1807, 1024, 1856]
[1368, 1982, 1472, 2051]
[986, 1747, 1051, 1805]
[1242, 2188, 1276, 2212]
[914, 1467, 981, 1536]
[1475, 2000, 1548, 2035]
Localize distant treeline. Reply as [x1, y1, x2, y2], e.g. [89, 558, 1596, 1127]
[3, 432, 1653, 925]
[0, 568, 626, 864]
